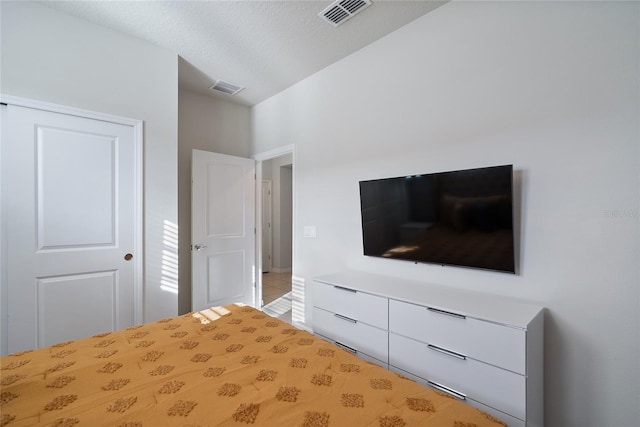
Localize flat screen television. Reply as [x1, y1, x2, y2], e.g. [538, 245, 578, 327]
[359, 165, 515, 273]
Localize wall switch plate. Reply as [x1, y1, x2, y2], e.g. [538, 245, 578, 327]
[303, 225, 317, 238]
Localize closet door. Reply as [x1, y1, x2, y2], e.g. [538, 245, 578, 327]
[2, 102, 140, 353]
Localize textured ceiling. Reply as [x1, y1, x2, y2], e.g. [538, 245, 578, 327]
[43, 1, 446, 107]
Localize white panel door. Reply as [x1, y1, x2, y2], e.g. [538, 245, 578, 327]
[192, 150, 255, 311]
[2, 103, 138, 353]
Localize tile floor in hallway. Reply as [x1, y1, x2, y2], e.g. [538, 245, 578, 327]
[262, 272, 292, 304]
[261, 271, 292, 323]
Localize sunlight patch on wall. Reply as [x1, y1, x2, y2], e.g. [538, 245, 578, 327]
[160, 220, 179, 294]
[292, 275, 305, 324]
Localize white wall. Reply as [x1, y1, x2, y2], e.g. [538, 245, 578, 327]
[251, 2, 639, 426]
[1, 1, 178, 322]
[177, 89, 251, 314]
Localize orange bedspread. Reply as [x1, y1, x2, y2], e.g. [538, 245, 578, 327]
[1, 305, 506, 426]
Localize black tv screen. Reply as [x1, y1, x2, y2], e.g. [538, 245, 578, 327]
[359, 165, 515, 273]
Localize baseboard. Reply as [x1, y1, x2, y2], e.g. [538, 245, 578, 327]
[270, 267, 292, 274]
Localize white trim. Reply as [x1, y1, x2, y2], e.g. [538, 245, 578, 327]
[271, 268, 292, 274]
[0, 94, 144, 327]
[255, 161, 264, 308]
[0, 104, 8, 355]
[132, 120, 144, 325]
[252, 144, 295, 162]
[0, 94, 141, 127]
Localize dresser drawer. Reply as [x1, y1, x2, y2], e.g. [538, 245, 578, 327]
[389, 366, 525, 427]
[389, 332, 526, 421]
[314, 282, 388, 329]
[389, 299, 526, 374]
[313, 307, 388, 363]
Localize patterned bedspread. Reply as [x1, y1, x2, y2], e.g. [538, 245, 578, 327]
[1, 304, 506, 426]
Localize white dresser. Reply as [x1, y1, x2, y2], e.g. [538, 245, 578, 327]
[312, 271, 543, 427]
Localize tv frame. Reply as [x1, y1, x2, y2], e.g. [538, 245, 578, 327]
[358, 164, 516, 274]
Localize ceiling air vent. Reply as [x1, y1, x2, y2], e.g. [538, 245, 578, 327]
[319, 0, 372, 27]
[209, 80, 245, 96]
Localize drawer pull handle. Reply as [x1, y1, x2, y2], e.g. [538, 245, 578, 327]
[427, 380, 466, 401]
[335, 341, 357, 354]
[427, 344, 466, 360]
[334, 285, 357, 293]
[334, 313, 357, 323]
[427, 306, 466, 320]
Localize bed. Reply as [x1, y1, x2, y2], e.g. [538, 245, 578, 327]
[1, 304, 506, 426]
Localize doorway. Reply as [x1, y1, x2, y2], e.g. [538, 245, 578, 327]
[253, 146, 294, 323]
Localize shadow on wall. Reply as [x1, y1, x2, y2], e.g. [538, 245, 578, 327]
[544, 310, 597, 427]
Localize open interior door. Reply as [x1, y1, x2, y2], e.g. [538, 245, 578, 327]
[191, 150, 256, 311]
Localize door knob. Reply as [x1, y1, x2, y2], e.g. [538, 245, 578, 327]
[124, 253, 133, 261]
[193, 244, 208, 252]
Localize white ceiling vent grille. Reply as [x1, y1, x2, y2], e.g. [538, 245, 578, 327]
[319, 0, 372, 27]
[209, 80, 245, 96]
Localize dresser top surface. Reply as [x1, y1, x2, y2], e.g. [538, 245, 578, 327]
[314, 271, 543, 329]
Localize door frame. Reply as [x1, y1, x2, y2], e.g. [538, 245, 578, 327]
[252, 144, 295, 310]
[0, 94, 144, 354]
